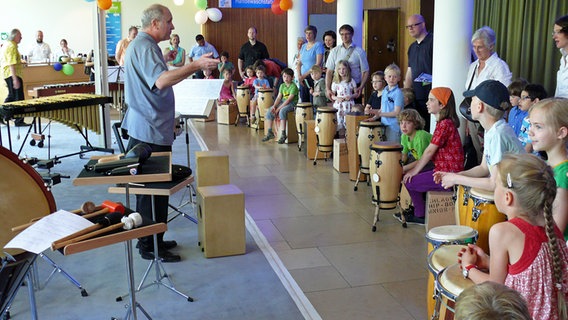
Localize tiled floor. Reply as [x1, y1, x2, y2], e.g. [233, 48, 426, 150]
[191, 119, 429, 320]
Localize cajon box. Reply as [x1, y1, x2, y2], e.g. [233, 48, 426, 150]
[195, 151, 230, 187]
[345, 113, 367, 181]
[281, 111, 298, 144]
[304, 120, 325, 160]
[217, 103, 238, 125]
[425, 191, 456, 231]
[333, 139, 349, 172]
[197, 184, 245, 258]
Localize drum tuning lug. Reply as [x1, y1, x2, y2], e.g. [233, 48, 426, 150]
[472, 208, 481, 222]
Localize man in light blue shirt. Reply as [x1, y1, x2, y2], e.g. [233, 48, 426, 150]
[188, 34, 219, 79]
[122, 4, 218, 262]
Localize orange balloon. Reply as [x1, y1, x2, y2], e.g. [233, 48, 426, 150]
[98, 0, 112, 10]
[323, 0, 335, 3]
[280, 0, 292, 11]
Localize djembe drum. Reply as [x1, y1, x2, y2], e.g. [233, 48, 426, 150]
[313, 107, 338, 165]
[353, 121, 385, 191]
[295, 102, 313, 151]
[0, 146, 56, 316]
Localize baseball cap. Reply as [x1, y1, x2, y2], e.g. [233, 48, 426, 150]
[463, 80, 509, 111]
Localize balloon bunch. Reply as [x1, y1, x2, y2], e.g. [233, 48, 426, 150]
[97, 0, 112, 10]
[271, 0, 293, 15]
[194, 0, 223, 24]
[53, 63, 75, 76]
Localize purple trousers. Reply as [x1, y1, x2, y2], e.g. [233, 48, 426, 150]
[404, 170, 448, 218]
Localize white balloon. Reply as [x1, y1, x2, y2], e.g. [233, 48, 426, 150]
[206, 8, 223, 22]
[194, 10, 208, 25]
[173, 0, 184, 5]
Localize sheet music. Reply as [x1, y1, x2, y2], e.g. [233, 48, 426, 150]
[174, 79, 224, 117]
[4, 210, 94, 254]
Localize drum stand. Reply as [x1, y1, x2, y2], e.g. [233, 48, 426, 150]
[36, 252, 88, 296]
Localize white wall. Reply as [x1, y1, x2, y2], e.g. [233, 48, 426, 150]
[0, 0, 202, 57]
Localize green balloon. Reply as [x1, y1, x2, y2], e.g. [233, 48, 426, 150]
[195, 0, 207, 10]
[62, 64, 75, 76]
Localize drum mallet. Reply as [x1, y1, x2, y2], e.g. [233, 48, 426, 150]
[11, 200, 124, 232]
[51, 212, 143, 249]
[51, 211, 125, 250]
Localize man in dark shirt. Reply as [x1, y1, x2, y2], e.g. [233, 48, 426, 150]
[238, 27, 269, 80]
[404, 14, 433, 131]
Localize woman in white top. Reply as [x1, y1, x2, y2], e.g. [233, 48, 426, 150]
[464, 26, 512, 165]
[553, 15, 568, 98]
[56, 39, 74, 60]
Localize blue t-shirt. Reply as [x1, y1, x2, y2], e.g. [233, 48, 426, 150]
[507, 106, 528, 137]
[381, 85, 403, 129]
[299, 42, 325, 75]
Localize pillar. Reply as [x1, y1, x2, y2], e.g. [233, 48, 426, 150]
[336, 0, 363, 47]
[287, 0, 308, 67]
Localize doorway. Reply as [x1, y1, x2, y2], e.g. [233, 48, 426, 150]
[364, 9, 400, 102]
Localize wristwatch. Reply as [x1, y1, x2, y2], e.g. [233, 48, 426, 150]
[462, 264, 477, 278]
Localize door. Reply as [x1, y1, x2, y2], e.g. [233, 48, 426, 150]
[365, 9, 400, 102]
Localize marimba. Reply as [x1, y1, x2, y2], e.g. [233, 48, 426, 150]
[0, 93, 113, 156]
[29, 82, 124, 111]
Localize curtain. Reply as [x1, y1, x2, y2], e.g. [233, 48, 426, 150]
[474, 0, 568, 96]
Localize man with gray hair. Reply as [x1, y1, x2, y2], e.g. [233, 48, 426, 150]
[2, 28, 27, 126]
[121, 4, 219, 262]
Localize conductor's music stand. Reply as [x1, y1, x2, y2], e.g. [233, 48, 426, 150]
[108, 175, 195, 301]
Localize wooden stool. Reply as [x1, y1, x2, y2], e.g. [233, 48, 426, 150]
[197, 184, 245, 258]
[195, 151, 230, 187]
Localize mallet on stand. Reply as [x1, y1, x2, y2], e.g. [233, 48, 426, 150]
[51, 212, 143, 250]
[11, 200, 125, 232]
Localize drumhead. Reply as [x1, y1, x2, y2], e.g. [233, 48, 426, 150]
[427, 225, 477, 242]
[469, 187, 494, 201]
[316, 107, 338, 113]
[370, 141, 403, 151]
[237, 85, 250, 90]
[427, 245, 466, 275]
[0, 146, 56, 257]
[437, 263, 474, 301]
[258, 88, 273, 93]
[297, 102, 312, 107]
[359, 120, 383, 128]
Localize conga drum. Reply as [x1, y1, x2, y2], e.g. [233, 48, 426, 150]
[426, 226, 478, 319]
[454, 185, 471, 225]
[356, 121, 385, 174]
[256, 88, 274, 123]
[313, 107, 338, 164]
[236, 86, 251, 125]
[236, 85, 251, 116]
[370, 142, 403, 209]
[463, 188, 506, 254]
[295, 102, 313, 151]
[369, 142, 403, 231]
[435, 264, 474, 319]
[0, 146, 56, 314]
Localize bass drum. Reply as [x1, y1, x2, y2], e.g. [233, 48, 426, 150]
[0, 146, 56, 314]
